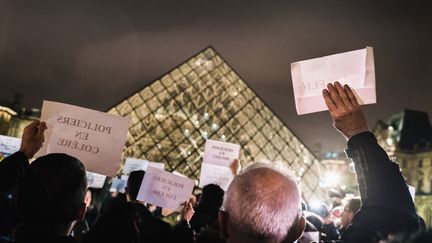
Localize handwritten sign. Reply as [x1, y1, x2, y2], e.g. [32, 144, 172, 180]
[0, 135, 21, 158]
[86, 171, 107, 189]
[36, 101, 130, 176]
[199, 163, 234, 191]
[291, 46, 376, 115]
[123, 157, 165, 175]
[203, 139, 240, 167]
[137, 166, 194, 210]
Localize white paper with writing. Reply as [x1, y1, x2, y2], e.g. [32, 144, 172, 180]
[203, 139, 240, 167]
[0, 135, 21, 157]
[199, 163, 234, 191]
[86, 171, 107, 189]
[36, 101, 131, 176]
[123, 157, 165, 175]
[137, 167, 194, 210]
[291, 46, 376, 115]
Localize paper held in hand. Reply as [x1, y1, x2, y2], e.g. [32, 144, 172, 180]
[291, 46, 376, 115]
[137, 167, 195, 210]
[123, 157, 165, 175]
[86, 171, 107, 189]
[199, 139, 240, 190]
[36, 101, 131, 176]
[202, 139, 240, 167]
[0, 135, 22, 157]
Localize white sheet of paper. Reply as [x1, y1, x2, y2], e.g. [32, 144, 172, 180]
[137, 167, 194, 210]
[199, 163, 234, 191]
[291, 46, 376, 115]
[86, 171, 107, 189]
[111, 177, 127, 193]
[203, 139, 240, 167]
[0, 135, 21, 157]
[36, 101, 131, 176]
[123, 157, 165, 175]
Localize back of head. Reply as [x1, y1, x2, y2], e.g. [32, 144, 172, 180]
[127, 170, 145, 201]
[223, 164, 302, 243]
[17, 153, 87, 230]
[199, 184, 224, 211]
[346, 197, 361, 214]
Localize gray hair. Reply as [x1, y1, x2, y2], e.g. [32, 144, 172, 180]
[223, 163, 302, 243]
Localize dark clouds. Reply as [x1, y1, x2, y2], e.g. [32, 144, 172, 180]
[0, 0, 431, 154]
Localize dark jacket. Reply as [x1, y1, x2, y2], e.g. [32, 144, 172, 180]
[342, 132, 419, 242]
[0, 152, 29, 239]
[14, 226, 79, 243]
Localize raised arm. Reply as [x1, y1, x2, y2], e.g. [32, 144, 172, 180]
[323, 82, 418, 242]
[0, 121, 46, 195]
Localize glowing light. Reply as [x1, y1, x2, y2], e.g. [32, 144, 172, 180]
[211, 123, 218, 130]
[320, 171, 340, 188]
[309, 199, 322, 210]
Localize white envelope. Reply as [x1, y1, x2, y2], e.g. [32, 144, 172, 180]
[36, 100, 131, 176]
[137, 167, 194, 210]
[199, 163, 234, 191]
[291, 47, 376, 115]
[123, 157, 165, 175]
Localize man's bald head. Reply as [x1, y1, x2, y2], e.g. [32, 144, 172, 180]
[220, 164, 304, 243]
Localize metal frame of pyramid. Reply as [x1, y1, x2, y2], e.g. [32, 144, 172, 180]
[107, 46, 326, 201]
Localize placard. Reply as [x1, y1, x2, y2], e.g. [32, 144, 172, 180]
[123, 157, 165, 175]
[111, 176, 127, 193]
[137, 167, 194, 210]
[36, 101, 130, 176]
[203, 139, 240, 167]
[86, 171, 107, 189]
[0, 135, 21, 158]
[291, 46, 376, 115]
[199, 163, 234, 191]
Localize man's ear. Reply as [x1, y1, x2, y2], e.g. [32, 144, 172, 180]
[294, 215, 306, 241]
[218, 210, 230, 240]
[286, 215, 306, 242]
[75, 202, 87, 221]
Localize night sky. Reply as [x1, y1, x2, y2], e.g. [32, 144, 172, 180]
[1, 0, 431, 155]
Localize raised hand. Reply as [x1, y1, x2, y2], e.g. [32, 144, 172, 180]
[181, 199, 195, 223]
[19, 120, 47, 159]
[322, 82, 369, 139]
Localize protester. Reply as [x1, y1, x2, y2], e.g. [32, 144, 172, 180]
[190, 184, 224, 233]
[219, 163, 306, 243]
[322, 82, 419, 242]
[0, 121, 47, 240]
[339, 197, 361, 235]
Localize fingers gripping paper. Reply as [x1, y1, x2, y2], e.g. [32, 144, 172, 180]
[137, 167, 194, 210]
[36, 101, 131, 176]
[291, 47, 376, 115]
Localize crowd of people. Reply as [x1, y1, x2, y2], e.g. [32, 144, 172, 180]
[0, 82, 430, 243]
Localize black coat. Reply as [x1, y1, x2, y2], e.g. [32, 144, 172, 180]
[341, 132, 419, 242]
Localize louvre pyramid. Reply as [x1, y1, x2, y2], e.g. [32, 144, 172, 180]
[108, 47, 326, 201]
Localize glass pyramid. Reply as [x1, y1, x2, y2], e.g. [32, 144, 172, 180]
[107, 47, 326, 201]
